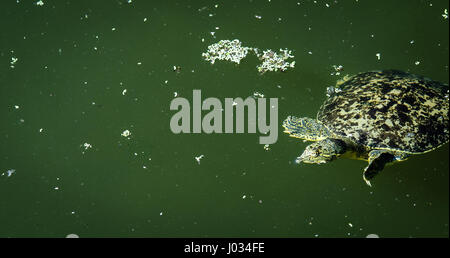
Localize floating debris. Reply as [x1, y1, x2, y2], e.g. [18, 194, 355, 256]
[326, 85, 343, 97]
[195, 154, 204, 164]
[253, 91, 265, 98]
[36, 0, 44, 6]
[121, 130, 131, 138]
[173, 65, 181, 73]
[82, 143, 92, 150]
[256, 48, 295, 74]
[376, 53, 381, 60]
[10, 57, 18, 68]
[331, 65, 344, 76]
[443, 9, 448, 20]
[66, 234, 79, 238]
[366, 234, 380, 238]
[202, 39, 252, 65]
[2, 169, 16, 177]
[202, 39, 295, 74]
[122, 89, 127, 95]
[263, 144, 270, 151]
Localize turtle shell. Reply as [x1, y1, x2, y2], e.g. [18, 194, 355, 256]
[317, 70, 449, 154]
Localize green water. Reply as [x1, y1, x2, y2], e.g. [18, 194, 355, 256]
[0, 0, 448, 238]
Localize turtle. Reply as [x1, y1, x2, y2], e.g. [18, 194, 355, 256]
[283, 70, 449, 186]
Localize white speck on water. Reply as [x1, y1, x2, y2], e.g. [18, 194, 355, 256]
[14, 105, 20, 109]
[66, 234, 79, 238]
[442, 9, 448, 19]
[36, 0, 44, 6]
[195, 155, 204, 164]
[253, 91, 265, 98]
[242, 195, 247, 199]
[39, 128, 43, 133]
[348, 223, 353, 227]
[111, 27, 116, 31]
[2, 169, 16, 177]
[10, 57, 18, 68]
[159, 212, 163, 216]
[144, 17, 147, 22]
[414, 61, 420, 65]
[376, 53, 381, 60]
[366, 234, 380, 238]
[122, 89, 127, 95]
[121, 130, 131, 138]
[255, 15, 262, 19]
[54, 186, 59, 190]
[174, 92, 178, 97]
[82, 143, 92, 150]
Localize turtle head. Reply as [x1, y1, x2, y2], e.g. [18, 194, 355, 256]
[296, 139, 346, 164]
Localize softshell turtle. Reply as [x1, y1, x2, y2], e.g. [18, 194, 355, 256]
[283, 70, 449, 186]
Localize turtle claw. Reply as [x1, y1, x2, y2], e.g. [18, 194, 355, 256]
[363, 175, 373, 187]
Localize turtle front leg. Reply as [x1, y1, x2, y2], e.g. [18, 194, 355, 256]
[363, 150, 409, 186]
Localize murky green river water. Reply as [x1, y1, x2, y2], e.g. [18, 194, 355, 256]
[0, 0, 448, 238]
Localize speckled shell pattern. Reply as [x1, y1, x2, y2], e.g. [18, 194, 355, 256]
[317, 70, 449, 154]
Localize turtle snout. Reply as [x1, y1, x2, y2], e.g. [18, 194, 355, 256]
[296, 147, 319, 164]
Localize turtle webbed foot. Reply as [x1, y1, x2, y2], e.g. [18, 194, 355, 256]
[363, 150, 396, 186]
